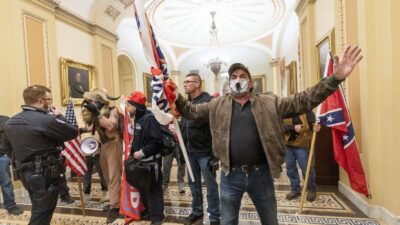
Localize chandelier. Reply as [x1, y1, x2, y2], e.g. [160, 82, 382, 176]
[203, 11, 227, 76]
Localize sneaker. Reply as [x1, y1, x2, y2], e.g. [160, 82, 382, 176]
[178, 183, 185, 194]
[61, 195, 75, 204]
[210, 221, 220, 225]
[78, 193, 90, 206]
[102, 204, 110, 212]
[285, 191, 300, 200]
[162, 184, 168, 191]
[106, 207, 120, 224]
[184, 213, 203, 225]
[306, 190, 317, 202]
[100, 190, 109, 203]
[7, 206, 23, 215]
[150, 221, 163, 225]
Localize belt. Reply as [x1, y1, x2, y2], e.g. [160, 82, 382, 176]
[232, 163, 267, 173]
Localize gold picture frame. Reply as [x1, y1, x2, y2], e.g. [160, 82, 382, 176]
[143, 72, 153, 107]
[286, 61, 297, 95]
[252, 75, 266, 94]
[201, 80, 205, 92]
[60, 57, 95, 105]
[316, 29, 335, 80]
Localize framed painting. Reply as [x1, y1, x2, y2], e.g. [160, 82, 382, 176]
[252, 75, 266, 94]
[316, 29, 335, 80]
[286, 61, 297, 95]
[143, 72, 153, 107]
[60, 57, 95, 105]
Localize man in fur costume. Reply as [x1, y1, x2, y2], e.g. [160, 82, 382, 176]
[81, 88, 123, 223]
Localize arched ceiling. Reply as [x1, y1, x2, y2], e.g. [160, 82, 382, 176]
[59, 0, 298, 69]
[147, 0, 286, 47]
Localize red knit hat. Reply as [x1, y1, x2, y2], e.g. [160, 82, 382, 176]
[125, 91, 146, 110]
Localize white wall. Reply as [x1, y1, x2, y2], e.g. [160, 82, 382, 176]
[279, 13, 299, 65]
[314, 0, 335, 41]
[55, 20, 95, 64]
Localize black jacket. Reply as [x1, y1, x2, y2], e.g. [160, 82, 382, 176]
[180, 92, 213, 157]
[1, 106, 78, 162]
[131, 110, 162, 158]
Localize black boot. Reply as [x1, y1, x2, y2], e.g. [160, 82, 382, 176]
[106, 208, 120, 224]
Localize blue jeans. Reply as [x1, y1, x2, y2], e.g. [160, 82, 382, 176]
[188, 155, 220, 222]
[0, 156, 17, 210]
[285, 146, 316, 193]
[220, 165, 278, 225]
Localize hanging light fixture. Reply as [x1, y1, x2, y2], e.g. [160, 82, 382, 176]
[203, 11, 228, 76]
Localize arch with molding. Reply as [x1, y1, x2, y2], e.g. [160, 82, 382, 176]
[117, 50, 138, 96]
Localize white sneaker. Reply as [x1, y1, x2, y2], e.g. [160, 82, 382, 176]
[178, 183, 186, 194]
[100, 190, 109, 203]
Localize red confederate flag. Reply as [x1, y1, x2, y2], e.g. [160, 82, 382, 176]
[317, 54, 370, 197]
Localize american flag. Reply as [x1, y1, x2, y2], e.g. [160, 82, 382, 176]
[61, 99, 87, 177]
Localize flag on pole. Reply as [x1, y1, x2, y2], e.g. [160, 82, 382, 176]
[61, 99, 87, 177]
[316, 55, 369, 196]
[133, 0, 177, 125]
[119, 106, 144, 223]
[132, 0, 195, 182]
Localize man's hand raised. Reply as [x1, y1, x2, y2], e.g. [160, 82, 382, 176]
[333, 45, 363, 80]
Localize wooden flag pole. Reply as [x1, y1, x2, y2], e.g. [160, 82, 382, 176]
[77, 176, 86, 216]
[298, 129, 317, 214]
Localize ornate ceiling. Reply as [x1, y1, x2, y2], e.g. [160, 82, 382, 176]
[147, 0, 286, 47]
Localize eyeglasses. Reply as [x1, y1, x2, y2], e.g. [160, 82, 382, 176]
[183, 80, 198, 84]
[42, 98, 53, 102]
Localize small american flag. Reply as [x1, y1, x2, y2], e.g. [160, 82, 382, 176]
[61, 99, 87, 176]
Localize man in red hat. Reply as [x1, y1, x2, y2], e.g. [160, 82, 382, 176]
[125, 91, 165, 225]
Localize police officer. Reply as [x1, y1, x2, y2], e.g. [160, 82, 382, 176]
[1, 85, 78, 225]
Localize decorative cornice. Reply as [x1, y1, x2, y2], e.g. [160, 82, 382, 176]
[31, 0, 118, 42]
[270, 57, 281, 66]
[31, 0, 60, 11]
[54, 6, 119, 42]
[295, 0, 316, 16]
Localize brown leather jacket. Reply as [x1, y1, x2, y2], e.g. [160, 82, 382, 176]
[175, 77, 339, 178]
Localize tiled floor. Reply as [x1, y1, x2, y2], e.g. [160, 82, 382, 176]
[0, 164, 381, 225]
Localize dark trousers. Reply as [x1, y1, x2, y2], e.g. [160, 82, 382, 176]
[57, 175, 69, 197]
[83, 155, 107, 194]
[19, 168, 61, 225]
[139, 158, 164, 223]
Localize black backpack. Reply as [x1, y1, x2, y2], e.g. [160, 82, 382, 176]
[143, 114, 176, 156]
[159, 125, 177, 156]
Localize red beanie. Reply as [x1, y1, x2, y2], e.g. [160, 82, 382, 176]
[125, 91, 146, 110]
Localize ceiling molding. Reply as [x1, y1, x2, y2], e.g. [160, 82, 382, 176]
[104, 5, 121, 21]
[55, 5, 119, 42]
[31, 0, 59, 12]
[117, 0, 133, 8]
[295, 0, 316, 16]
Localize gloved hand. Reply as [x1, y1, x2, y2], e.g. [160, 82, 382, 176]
[207, 155, 219, 172]
[82, 100, 100, 117]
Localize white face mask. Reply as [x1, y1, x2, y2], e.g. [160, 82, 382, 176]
[230, 79, 249, 96]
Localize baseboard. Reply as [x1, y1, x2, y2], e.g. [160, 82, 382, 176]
[338, 181, 400, 225]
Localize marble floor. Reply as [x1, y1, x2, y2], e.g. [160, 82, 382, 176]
[0, 164, 381, 225]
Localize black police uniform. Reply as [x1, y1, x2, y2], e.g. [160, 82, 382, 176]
[1, 106, 78, 225]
